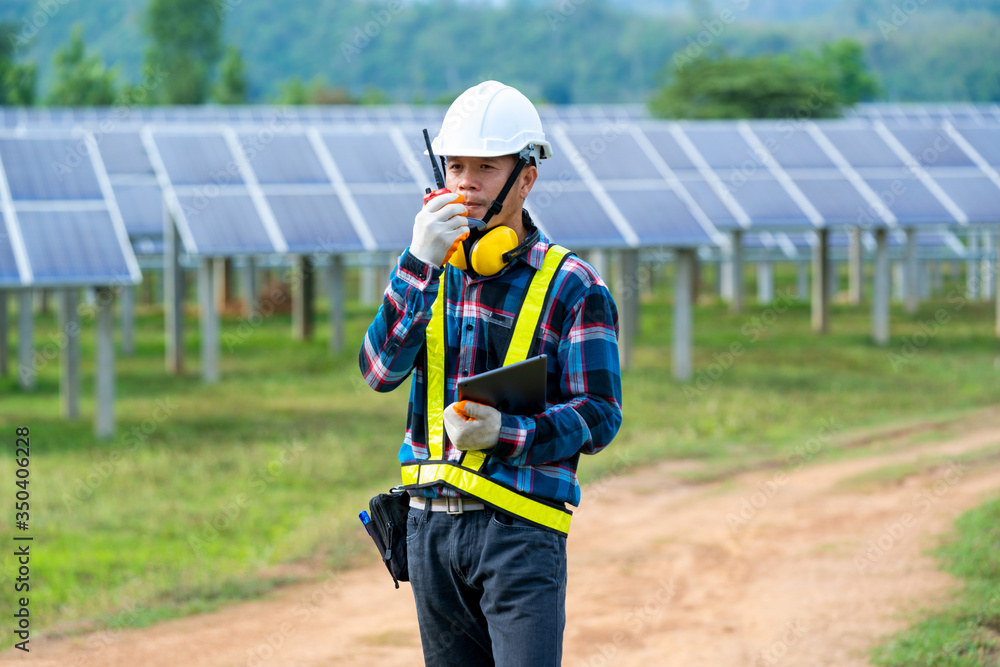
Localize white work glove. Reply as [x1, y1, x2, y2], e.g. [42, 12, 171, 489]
[443, 400, 501, 451]
[410, 192, 469, 268]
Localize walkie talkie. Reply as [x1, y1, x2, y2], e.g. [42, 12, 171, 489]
[421, 129, 486, 231]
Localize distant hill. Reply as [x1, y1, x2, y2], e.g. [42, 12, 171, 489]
[2, 0, 998, 105]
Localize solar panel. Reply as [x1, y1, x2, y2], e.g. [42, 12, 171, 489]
[175, 192, 274, 254]
[324, 132, 407, 185]
[0, 212, 22, 286]
[883, 128, 975, 167]
[751, 128, 836, 169]
[240, 133, 328, 184]
[954, 127, 1000, 166]
[266, 193, 366, 253]
[528, 186, 627, 248]
[791, 175, 872, 225]
[679, 178, 740, 229]
[17, 209, 137, 286]
[152, 133, 243, 186]
[99, 132, 155, 175]
[605, 190, 711, 246]
[0, 137, 104, 200]
[113, 183, 163, 237]
[929, 174, 1000, 223]
[863, 175, 958, 224]
[351, 192, 417, 250]
[679, 126, 754, 169]
[639, 127, 696, 170]
[563, 129, 660, 180]
[723, 175, 811, 227]
[818, 127, 906, 169]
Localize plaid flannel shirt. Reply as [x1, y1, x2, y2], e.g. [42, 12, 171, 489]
[359, 222, 622, 507]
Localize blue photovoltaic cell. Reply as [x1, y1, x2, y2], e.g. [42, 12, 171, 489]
[265, 193, 365, 253]
[679, 179, 739, 229]
[153, 133, 244, 187]
[99, 132, 154, 175]
[955, 127, 1000, 166]
[113, 183, 163, 237]
[175, 193, 274, 255]
[605, 190, 712, 246]
[563, 130, 660, 180]
[930, 174, 1000, 223]
[352, 192, 418, 251]
[16, 209, 136, 285]
[818, 127, 905, 169]
[725, 176, 811, 227]
[240, 134, 328, 184]
[324, 133, 407, 185]
[528, 186, 626, 248]
[132, 237, 164, 256]
[883, 128, 975, 167]
[751, 128, 836, 169]
[863, 176, 957, 224]
[680, 126, 754, 169]
[0, 137, 103, 200]
[640, 127, 696, 170]
[792, 176, 873, 225]
[536, 140, 581, 181]
[402, 129, 442, 187]
[0, 212, 21, 286]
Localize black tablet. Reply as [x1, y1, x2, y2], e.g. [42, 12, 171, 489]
[457, 355, 547, 416]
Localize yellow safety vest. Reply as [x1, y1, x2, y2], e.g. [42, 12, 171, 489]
[401, 245, 574, 536]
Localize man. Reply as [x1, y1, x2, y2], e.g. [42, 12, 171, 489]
[359, 80, 622, 666]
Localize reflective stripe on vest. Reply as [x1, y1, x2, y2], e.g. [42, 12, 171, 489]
[402, 244, 573, 536]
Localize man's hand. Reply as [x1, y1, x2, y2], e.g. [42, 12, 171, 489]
[410, 192, 469, 267]
[443, 400, 501, 451]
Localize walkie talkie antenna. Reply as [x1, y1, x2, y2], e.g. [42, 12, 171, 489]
[423, 129, 446, 190]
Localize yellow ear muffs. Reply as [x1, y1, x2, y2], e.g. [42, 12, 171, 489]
[470, 226, 519, 276]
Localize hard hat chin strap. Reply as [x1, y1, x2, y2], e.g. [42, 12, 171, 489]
[481, 154, 529, 225]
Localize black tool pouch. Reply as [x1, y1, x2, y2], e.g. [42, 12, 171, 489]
[366, 487, 410, 588]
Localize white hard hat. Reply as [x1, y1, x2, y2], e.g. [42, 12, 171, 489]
[429, 81, 553, 162]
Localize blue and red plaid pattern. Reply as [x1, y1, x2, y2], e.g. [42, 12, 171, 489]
[359, 222, 622, 508]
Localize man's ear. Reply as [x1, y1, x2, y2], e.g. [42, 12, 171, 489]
[519, 163, 538, 198]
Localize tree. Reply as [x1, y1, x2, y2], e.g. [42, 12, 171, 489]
[46, 25, 119, 106]
[143, 0, 224, 104]
[649, 39, 880, 119]
[273, 76, 356, 105]
[212, 45, 247, 104]
[0, 22, 36, 105]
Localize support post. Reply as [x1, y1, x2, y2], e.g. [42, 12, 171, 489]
[122, 284, 135, 357]
[241, 256, 258, 316]
[164, 202, 184, 374]
[873, 228, 890, 345]
[757, 260, 773, 305]
[616, 249, 640, 370]
[848, 227, 863, 304]
[728, 230, 744, 313]
[904, 228, 919, 314]
[59, 289, 80, 419]
[797, 261, 809, 300]
[198, 258, 219, 383]
[0, 291, 7, 376]
[812, 228, 830, 334]
[673, 249, 694, 381]
[18, 290, 33, 390]
[293, 255, 315, 341]
[328, 255, 345, 354]
[95, 287, 115, 438]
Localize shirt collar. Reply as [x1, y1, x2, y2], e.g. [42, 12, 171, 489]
[520, 209, 550, 271]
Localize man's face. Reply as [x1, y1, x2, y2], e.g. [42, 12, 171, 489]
[444, 155, 537, 230]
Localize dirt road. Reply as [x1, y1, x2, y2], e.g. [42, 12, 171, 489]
[7, 409, 1000, 666]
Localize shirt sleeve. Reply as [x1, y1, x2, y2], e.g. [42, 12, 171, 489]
[489, 280, 623, 465]
[358, 249, 442, 393]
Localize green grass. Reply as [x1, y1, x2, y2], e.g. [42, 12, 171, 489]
[0, 262, 998, 640]
[871, 494, 1000, 666]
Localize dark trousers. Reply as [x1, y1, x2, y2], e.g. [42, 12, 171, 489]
[406, 505, 567, 666]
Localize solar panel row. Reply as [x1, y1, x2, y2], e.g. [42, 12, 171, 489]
[1, 115, 997, 263]
[0, 133, 142, 287]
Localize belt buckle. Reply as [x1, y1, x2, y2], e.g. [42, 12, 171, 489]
[446, 496, 464, 515]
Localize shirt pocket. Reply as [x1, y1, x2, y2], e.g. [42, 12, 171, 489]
[484, 313, 515, 369]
